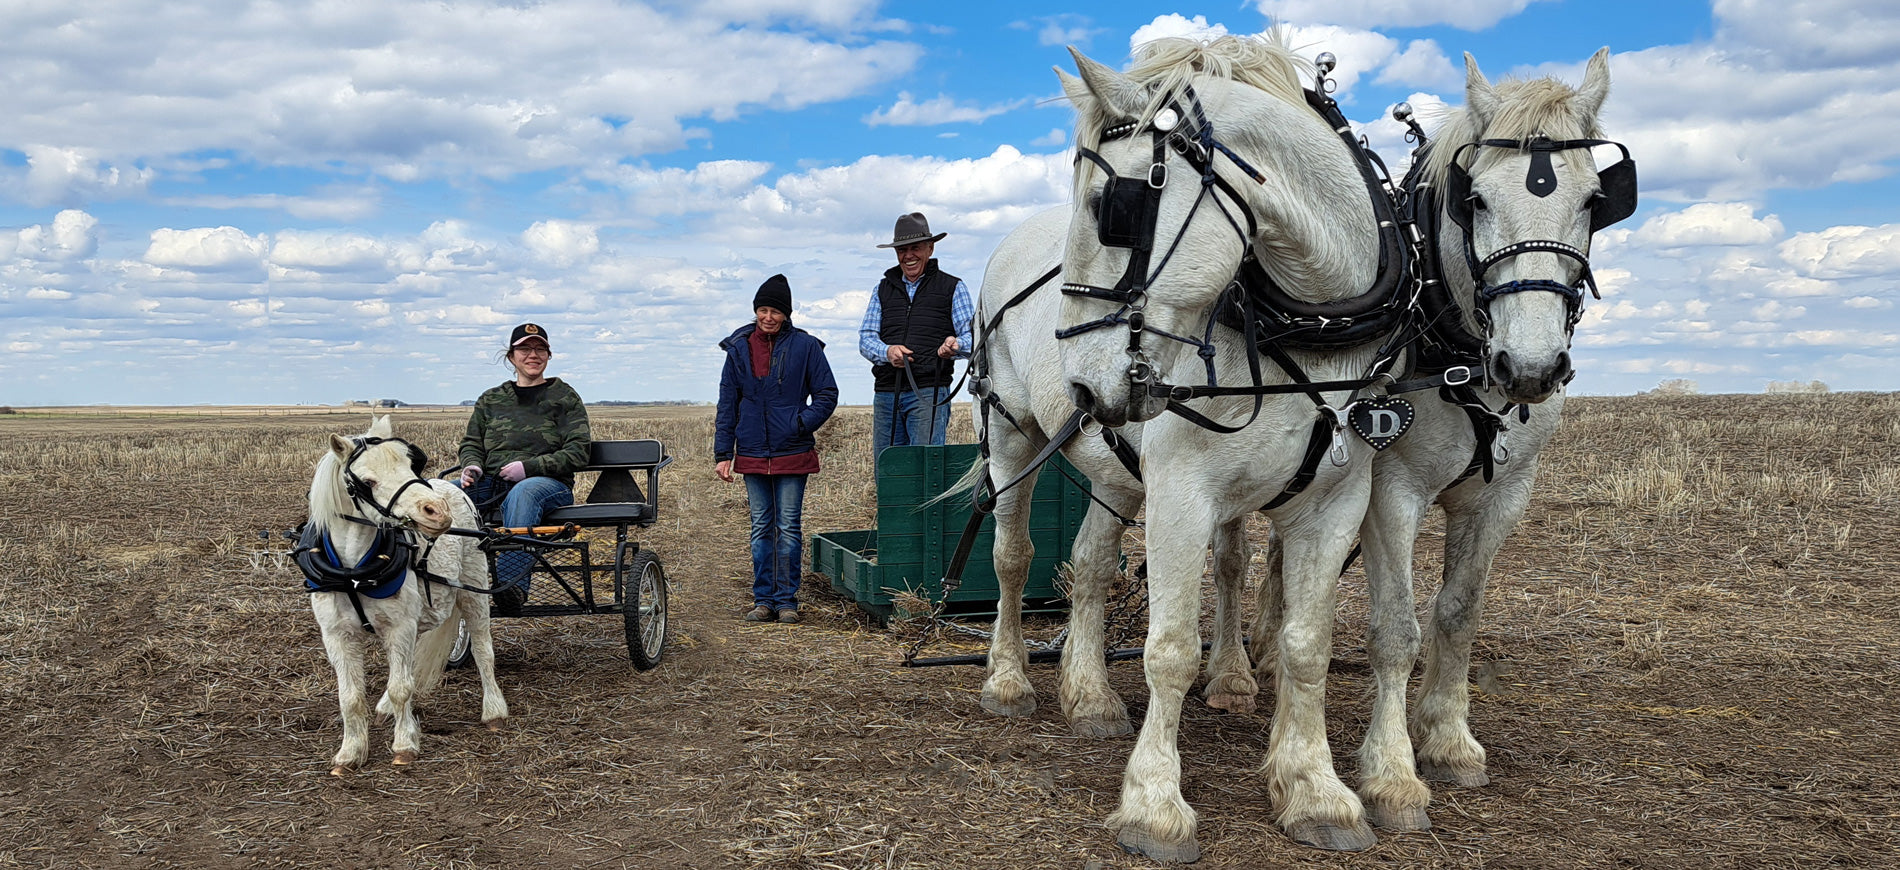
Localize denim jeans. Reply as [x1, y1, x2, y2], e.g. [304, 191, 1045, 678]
[872, 385, 952, 472]
[743, 473, 808, 611]
[459, 475, 573, 590]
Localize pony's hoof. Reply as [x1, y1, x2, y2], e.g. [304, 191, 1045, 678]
[330, 766, 350, 777]
[392, 751, 418, 765]
[1070, 714, 1132, 739]
[1367, 804, 1432, 832]
[1419, 761, 1489, 787]
[484, 719, 504, 732]
[1287, 820, 1377, 852]
[1203, 692, 1255, 714]
[980, 691, 1036, 718]
[1116, 828, 1200, 863]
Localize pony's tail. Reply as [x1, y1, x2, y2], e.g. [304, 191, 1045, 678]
[922, 455, 991, 510]
[412, 608, 458, 699]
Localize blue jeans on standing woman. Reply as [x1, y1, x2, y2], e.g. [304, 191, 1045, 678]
[458, 475, 574, 592]
[872, 385, 952, 474]
[744, 473, 809, 612]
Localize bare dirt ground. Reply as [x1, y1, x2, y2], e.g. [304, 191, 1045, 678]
[0, 394, 1895, 869]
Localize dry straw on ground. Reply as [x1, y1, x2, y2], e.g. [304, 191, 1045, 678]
[0, 394, 1895, 868]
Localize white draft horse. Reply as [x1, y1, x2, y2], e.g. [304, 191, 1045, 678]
[303, 415, 507, 774]
[1269, 49, 1633, 832]
[1054, 36, 1410, 857]
[968, 206, 1260, 741]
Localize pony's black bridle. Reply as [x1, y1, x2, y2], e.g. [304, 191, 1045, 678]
[341, 436, 434, 525]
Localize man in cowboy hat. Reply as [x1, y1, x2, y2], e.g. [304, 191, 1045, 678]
[857, 212, 974, 471]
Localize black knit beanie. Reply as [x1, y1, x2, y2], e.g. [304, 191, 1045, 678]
[752, 273, 792, 315]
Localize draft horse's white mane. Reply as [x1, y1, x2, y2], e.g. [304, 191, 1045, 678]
[1068, 32, 1314, 196]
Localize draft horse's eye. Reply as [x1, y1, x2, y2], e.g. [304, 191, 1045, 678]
[1470, 194, 1487, 212]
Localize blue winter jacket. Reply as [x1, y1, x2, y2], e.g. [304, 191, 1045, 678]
[714, 322, 840, 463]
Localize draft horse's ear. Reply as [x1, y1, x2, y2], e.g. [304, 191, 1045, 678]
[1067, 47, 1147, 121]
[368, 414, 394, 438]
[1463, 52, 1498, 128]
[329, 433, 355, 458]
[1575, 47, 1612, 126]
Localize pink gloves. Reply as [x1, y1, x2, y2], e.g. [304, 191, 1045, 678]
[459, 465, 483, 487]
[498, 461, 528, 482]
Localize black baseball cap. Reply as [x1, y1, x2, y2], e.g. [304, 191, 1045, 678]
[510, 322, 550, 349]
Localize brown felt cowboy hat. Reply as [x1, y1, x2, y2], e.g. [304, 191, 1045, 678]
[876, 212, 947, 248]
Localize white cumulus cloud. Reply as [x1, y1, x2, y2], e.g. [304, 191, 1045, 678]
[144, 227, 269, 271]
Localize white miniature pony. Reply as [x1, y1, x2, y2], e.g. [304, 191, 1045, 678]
[1273, 49, 1634, 832]
[1055, 36, 1417, 858]
[966, 206, 1260, 741]
[301, 415, 507, 775]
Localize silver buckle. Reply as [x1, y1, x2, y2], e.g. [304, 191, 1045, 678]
[1443, 365, 1473, 387]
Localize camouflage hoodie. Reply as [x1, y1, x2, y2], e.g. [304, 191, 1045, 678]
[457, 378, 592, 486]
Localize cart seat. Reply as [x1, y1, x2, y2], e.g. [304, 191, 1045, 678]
[543, 439, 672, 529]
[545, 501, 650, 525]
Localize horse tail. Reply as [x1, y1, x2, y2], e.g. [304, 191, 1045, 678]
[412, 609, 458, 699]
[923, 455, 990, 510]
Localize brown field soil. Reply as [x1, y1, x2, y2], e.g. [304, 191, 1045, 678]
[1, 395, 1896, 869]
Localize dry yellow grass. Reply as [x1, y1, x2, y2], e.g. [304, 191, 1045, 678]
[0, 393, 1895, 868]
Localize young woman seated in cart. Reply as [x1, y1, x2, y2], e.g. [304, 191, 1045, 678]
[455, 322, 592, 594]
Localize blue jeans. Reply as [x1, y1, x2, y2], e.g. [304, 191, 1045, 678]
[872, 385, 952, 471]
[744, 473, 808, 611]
[459, 476, 573, 590]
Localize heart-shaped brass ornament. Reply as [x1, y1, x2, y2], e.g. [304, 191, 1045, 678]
[1348, 396, 1414, 451]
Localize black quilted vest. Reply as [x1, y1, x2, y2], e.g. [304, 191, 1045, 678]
[872, 260, 961, 391]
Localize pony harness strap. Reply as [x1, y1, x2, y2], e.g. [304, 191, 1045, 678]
[295, 519, 419, 634]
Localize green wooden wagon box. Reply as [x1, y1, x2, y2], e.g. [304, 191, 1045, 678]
[811, 443, 1089, 623]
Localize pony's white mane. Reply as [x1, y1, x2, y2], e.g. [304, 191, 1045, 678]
[1423, 75, 1606, 189]
[308, 450, 354, 532]
[1071, 31, 1313, 196]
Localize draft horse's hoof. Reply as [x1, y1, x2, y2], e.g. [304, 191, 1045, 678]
[1117, 828, 1201, 864]
[1419, 761, 1490, 788]
[1069, 715, 1132, 739]
[1367, 804, 1432, 832]
[330, 766, 351, 777]
[1203, 693, 1255, 714]
[979, 693, 1036, 719]
[391, 751, 418, 765]
[1287, 819, 1377, 851]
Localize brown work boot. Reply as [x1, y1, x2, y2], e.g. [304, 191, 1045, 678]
[776, 608, 801, 624]
[743, 605, 774, 622]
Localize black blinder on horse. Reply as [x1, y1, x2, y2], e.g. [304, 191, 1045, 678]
[1445, 136, 1638, 234]
[1097, 171, 1161, 250]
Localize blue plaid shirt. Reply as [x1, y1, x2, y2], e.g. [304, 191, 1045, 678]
[858, 274, 975, 365]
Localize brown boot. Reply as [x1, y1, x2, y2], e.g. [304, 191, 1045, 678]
[743, 605, 774, 622]
[777, 608, 801, 624]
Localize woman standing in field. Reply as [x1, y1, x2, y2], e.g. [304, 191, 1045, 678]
[458, 323, 592, 601]
[714, 275, 839, 624]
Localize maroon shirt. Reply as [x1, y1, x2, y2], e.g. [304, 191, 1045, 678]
[734, 327, 820, 476]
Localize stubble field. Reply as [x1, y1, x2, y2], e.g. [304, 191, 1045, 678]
[0, 393, 1895, 869]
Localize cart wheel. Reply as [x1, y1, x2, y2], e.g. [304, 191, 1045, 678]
[618, 545, 668, 671]
[446, 618, 473, 670]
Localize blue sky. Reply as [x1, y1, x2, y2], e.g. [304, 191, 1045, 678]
[2, 0, 1896, 405]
